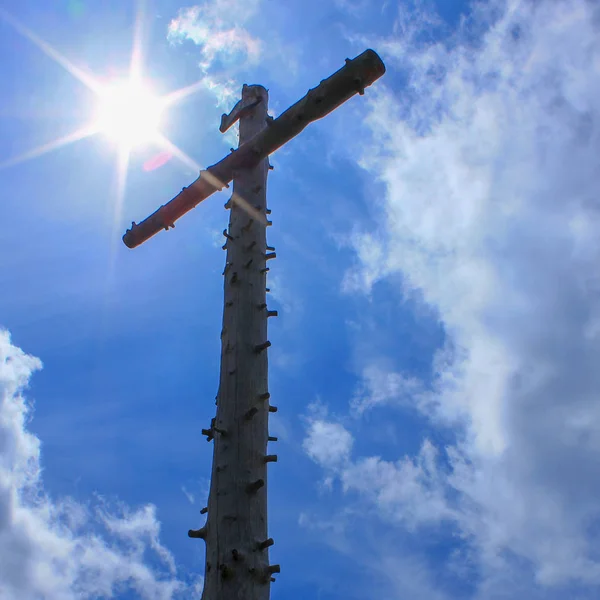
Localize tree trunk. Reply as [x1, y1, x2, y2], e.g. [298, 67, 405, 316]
[196, 84, 278, 600]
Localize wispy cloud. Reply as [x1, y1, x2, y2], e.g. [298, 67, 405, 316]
[307, 0, 600, 596]
[181, 486, 195, 505]
[351, 363, 424, 415]
[167, 0, 262, 110]
[0, 330, 199, 599]
[168, 2, 262, 70]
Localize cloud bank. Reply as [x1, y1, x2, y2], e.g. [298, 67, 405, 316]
[0, 329, 198, 599]
[305, 0, 600, 597]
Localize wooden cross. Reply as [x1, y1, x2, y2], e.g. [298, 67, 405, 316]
[123, 49, 385, 600]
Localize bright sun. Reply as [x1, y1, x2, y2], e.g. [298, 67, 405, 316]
[94, 80, 164, 148]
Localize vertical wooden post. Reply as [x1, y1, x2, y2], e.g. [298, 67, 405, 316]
[198, 84, 277, 600]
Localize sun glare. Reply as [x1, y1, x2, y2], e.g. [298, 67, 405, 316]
[94, 80, 164, 148]
[1, 8, 203, 182]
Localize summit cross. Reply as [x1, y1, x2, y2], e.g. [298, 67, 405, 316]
[123, 49, 385, 600]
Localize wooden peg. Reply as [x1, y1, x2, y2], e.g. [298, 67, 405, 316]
[254, 341, 271, 353]
[246, 479, 265, 494]
[266, 245, 275, 251]
[232, 548, 244, 562]
[257, 538, 274, 551]
[354, 76, 365, 95]
[221, 565, 234, 580]
[258, 392, 271, 401]
[244, 258, 253, 269]
[265, 252, 276, 260]
[267, 310, 278, 318]
[257, 303, 267, 310]
[260, 564, 280, 583]
[200, 507, 208, 515]
[268, 436, 278, 442]
[245, 407, 258, 420]
[264, 455, 278, 463]
[269, 405, 278, 413]
[188, 526, 207, 539]
[223, 229, 234, 240]
[260, 267, 270, 274]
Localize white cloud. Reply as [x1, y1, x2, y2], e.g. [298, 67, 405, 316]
[341, 440, 454, 529]
[0, 329, 199, 599]
[303, 417, 353, 469]
[351, 362, 424, 414]
[196, 72, 240, 112]
[314, 0, 600, 595]
[302, 412, 451, 527]
[166, 0, 301, 112]
[168, 1, 262, 68]
[341, 230, 388, 294]
[167, 0, 262, 109]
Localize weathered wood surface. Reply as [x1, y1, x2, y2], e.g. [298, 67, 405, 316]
[192, 84, 278, 600]
[123, 48, 385, 248]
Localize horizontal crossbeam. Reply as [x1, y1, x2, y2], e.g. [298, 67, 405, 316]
[122, 49, 385, 249]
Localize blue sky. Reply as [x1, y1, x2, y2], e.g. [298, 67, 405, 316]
[2, 0, 600, 598]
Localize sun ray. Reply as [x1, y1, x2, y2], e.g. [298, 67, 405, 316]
[154, 133, 203, 173]
[0, 8, 102, 94]
[153, 134, 267, 225]
[105, 144, 132, 303]
[163, 80, 207, 107]
[108, 145, 132, 266]
[129, 0, 145, 84]
[0, 125, 98, 169]
[114, 145, 132, 229]
[230, 191, 268, 226]
[0, 6, 240, 237]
